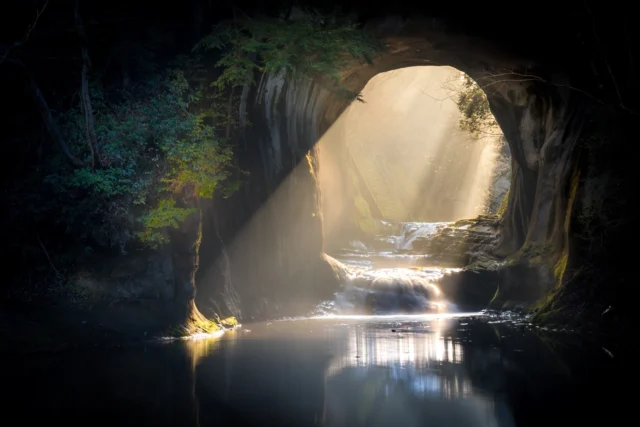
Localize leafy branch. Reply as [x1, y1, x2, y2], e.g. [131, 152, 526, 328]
[194, 9, 383, 99]
[48, 67, 239, 249]
[443, 73, 502, 138]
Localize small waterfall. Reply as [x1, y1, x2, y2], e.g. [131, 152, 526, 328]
[394, 222, 448, 250]
[332, 266, 450, 315]
[318, 221, 459, 316]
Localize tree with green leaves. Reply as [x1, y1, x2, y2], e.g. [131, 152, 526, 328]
[46, 65, 239, 251]
[455, 73, 501, 138]
[194, 8, 383, 101]
[449, 73, 510, 214]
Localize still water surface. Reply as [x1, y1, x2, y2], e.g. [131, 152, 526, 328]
[1, 313, 625, 426]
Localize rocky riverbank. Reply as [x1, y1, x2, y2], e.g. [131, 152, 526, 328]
[409, 214, 502, 268]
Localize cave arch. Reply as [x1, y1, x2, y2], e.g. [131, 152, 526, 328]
[200, 16, 585, 318]
[321, 18, 582, 255]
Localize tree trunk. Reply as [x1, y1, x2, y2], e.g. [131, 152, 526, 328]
[225, 87, 235, 140]
[170, 187, 210, 327]
[75, 1, 99, 170]
[4, 58, 85, 167]
[80, 62, 98, 170]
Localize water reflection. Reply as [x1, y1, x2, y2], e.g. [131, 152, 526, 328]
[326, 322, 463, 374]
[321, 320, 510, 427]
[1, 317, 626, 426]
[185, 318, 517, 427]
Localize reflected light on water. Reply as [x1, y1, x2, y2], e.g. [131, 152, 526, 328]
[184, 329, 234, 369]
[321, 318, 504, 427]
[179, 315, 512, 426]
[325, 318, 470, 399]
[327, 316, 464, 384]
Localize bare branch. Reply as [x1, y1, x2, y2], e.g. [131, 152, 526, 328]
[0, 1, 49, 65]
[583, 1, 637, 114]
[23, 0, 50, 44]
[37, 235, 62, 278]
[419, 89, 457, 102]
[4, 58, 85, 166]
[473, 69, 606, 106]
[0, 42, 21, 65]
[0, 2, 86, 167]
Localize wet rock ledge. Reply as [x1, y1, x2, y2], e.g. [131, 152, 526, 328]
[411, 214, 503, 268]
[414, 215, 504, 311]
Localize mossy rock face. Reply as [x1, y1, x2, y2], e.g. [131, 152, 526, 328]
[496, 189, 509, 217]
[220, 316, 239, 328]
[411, 215, 502, 268]
[489, 261, 554, 310]
[438, 269, 500, 311]
[554, 250, 569, 285]
[167, 315, 241, 337]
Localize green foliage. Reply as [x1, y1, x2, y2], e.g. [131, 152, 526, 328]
[137, 199, 197, 247]
[47, 64, 239, 249]
[159, 113, 235, 199]
[456, 74, 499, 137]
[194, 9, 383, 98]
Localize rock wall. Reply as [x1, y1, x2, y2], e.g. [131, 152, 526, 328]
[487, 140, 511, 213]
[197, 75, 343, 320]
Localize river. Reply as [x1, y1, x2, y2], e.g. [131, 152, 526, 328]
[1, 314, 625, 425]
[1, 222, 627, 424]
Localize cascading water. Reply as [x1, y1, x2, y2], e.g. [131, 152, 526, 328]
[318, 220, 461, 315]
[394, 222, 449, 250]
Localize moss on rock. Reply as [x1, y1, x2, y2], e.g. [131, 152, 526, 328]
[496, 189, 509, 217]
[554, 250, 569, 285]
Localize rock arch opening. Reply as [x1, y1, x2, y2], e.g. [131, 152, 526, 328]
[317, 65, 511, 253]
[310, 65, 513, 315]
[198, 18, 587, 322]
